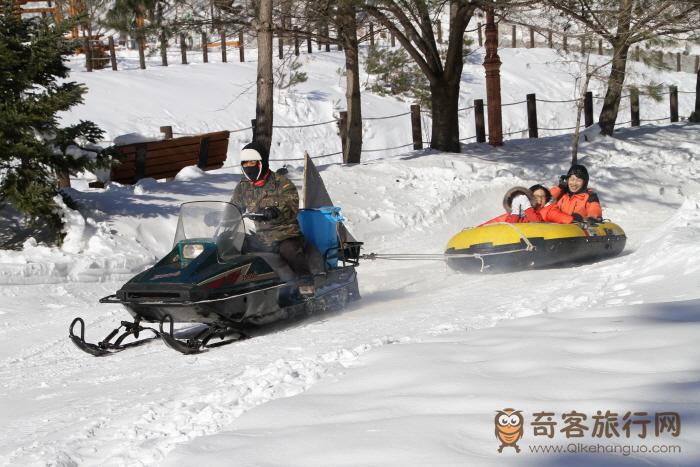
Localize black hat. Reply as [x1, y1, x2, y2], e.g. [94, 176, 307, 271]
[566, 164, 589, 192]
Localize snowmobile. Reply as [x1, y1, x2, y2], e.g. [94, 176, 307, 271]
[69, 200, 362, 355]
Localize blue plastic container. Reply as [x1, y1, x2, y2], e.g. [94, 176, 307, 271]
[297, 207, 343, 268]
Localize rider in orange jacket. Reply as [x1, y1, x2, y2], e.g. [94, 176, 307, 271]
[529, 184, 577, 223]
[480, 185, 577, 226]
[549, 164, 603, 220]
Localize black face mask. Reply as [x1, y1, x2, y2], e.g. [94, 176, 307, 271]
[242, 164, 261, 181]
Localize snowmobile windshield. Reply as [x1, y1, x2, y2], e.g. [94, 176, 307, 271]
[173, 201, 246, 261]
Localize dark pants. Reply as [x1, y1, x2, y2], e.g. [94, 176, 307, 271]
[244, 235, 312, 278]
[277, 237, 312, 278]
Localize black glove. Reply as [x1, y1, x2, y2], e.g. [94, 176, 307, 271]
[258, 206, 280, 221]
[558, 174, 568, 191]
[572, 213, 584, 223]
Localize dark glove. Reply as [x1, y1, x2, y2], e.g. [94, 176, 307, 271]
[558, 174, 568, 191]
[572, 213, 584, 223]
[258, 206, 280, 221]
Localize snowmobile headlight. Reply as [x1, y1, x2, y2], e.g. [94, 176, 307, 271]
[182, 243, 205, 259]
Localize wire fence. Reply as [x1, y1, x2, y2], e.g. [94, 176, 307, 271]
[128, 85, 697, 164]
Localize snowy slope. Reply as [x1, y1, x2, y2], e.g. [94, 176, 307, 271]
[1, 45, 699, 466]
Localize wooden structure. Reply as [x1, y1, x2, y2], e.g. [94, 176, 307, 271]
[12, 0, 62, 21]
[110, 131, 230, 184]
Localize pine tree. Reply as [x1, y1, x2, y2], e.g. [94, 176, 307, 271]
[0, 4, 109, 243]
[365, 46, 431, 109]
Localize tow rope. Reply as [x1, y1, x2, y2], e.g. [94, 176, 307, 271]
[358, 223, 536, 273]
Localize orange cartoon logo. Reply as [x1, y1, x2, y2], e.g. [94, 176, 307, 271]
[495, 408, 524, 453]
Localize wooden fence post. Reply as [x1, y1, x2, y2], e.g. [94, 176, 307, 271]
[410, 104, 423, 150]
[474, 99, 486, 143]
[338, 111, 348, 163]
[307, 34, 312, 53]
[160, 125, 173, 139]
[84, 37, 93, 72]
[526, 93, 538, 138]
[138, 37, 146, 69]
[278, 31, 284, 59]
[584, 91, 594, 127]
[180, 34, 187, 64]
[160, 31, 168, 66]
[251, 119, 257, 141]
[670, 85, 678, 122]
[511, 25, 516, 48]
[239, 31, 245, 62]
[202, 32, 208, 63]
[436, 19, 442, 44]
[547, 29, 552, 48]
[529, 27, 534, 48]
[692, 69, 700, 120]
[477, 23, 483, 47]
[369, 23, 374, 48]
[563, 34, 568, 53]
[635, 46, 640, 62]
[598, 39, 603, 55]
[108, 36, 118, 70]
[294, 27, 299, 56]
[220, 30, 227, 62]
[325, 24, 331, 52]
[695, 56, 700, 73]
[677, 53, 681, 72]
[630, 88, 640, 127]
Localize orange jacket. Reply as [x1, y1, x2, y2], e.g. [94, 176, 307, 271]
[480, 207, 540, 226]
[535, 203, 574, 223]
[550, 186, 602, 219]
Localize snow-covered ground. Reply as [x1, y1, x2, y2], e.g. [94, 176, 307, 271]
[1, 45, 699, 466]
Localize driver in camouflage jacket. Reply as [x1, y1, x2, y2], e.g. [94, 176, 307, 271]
[230, 141, 314, 295]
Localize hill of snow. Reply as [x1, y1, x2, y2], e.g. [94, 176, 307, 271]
[1, 44, 699, 466]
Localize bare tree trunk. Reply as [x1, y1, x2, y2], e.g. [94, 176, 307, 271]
[598, 0, 633, 136]
[430, 78, 460, 152]
[429, 1, 470, 153]
[571, 52, 593, 165]
[363, 1, 475, 153]
[337, 1, 362, 163]
[598, 42, 630, 135]
[255, 0, 274, 153]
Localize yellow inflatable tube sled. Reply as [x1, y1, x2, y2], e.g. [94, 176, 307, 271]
[444, 188, 626, 272]
[445, 221, 626, 272]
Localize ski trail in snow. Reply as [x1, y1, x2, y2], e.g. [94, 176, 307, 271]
[3, 197, 694, 466]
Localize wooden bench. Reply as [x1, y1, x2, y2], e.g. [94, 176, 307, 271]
[110, 131, 230, 184]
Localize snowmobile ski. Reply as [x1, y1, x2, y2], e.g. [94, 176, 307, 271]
[69, 317, 160, 356]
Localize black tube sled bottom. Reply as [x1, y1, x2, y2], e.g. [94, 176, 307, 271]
[446, 235, 627, 273]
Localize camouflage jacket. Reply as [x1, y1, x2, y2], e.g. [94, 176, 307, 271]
[230, 171, 302, 245]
